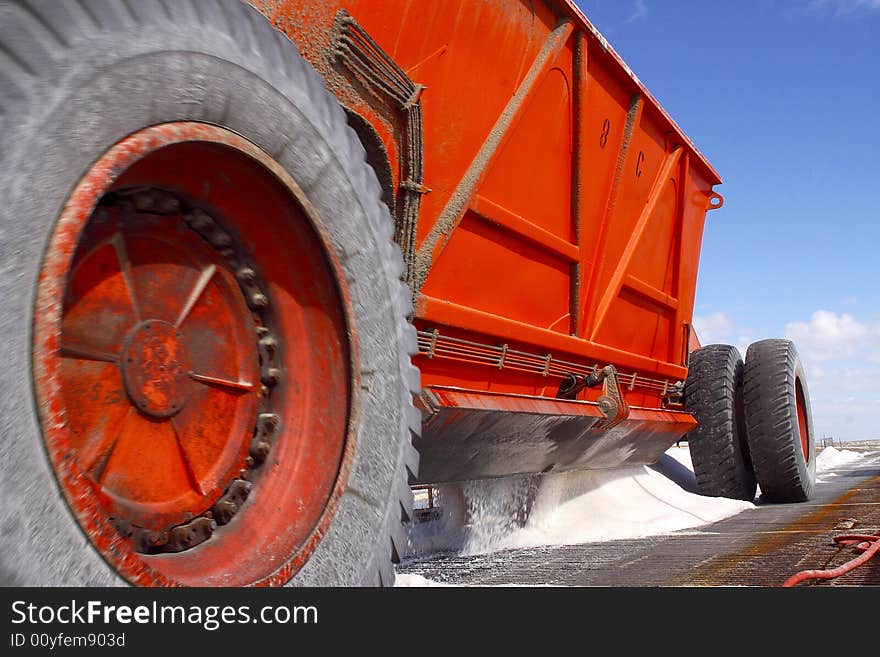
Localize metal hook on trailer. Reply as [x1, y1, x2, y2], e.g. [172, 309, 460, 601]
[557, 364, 630, 432]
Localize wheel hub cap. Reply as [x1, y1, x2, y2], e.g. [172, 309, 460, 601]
[122, 320, 190, 418]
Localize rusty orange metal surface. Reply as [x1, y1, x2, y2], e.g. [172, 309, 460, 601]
[250, 0, 722, 459]
[33, 123, 358, 585]
[61, 198, 262, 533]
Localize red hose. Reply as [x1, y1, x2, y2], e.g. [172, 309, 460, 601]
[783, 533, 880, 587]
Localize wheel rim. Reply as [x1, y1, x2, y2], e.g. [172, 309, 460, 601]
[795, 378, 810, 461]
[33, 123, 358, 586]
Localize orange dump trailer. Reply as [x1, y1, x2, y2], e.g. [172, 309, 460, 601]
[253, 0, 723, 482]
[0, 0, 814, 587]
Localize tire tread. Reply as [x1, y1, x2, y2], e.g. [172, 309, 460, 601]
[684, 344, 756, 500]
[743, 339, 814, 502]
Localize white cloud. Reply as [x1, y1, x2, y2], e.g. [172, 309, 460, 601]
[784, 310, 879, 362]
[625, 0, 649, 23]
[692, 312, 732, 344]
[807, 0, 880, 13]
[784, 311, 880, 440]
[692, 312, 753, 358]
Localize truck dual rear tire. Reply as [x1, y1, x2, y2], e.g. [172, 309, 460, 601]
[743, 339, 815, 503]
[684, 344, 756, 501]
[685, 339, 816, 504]
[0, 0, 418, 586]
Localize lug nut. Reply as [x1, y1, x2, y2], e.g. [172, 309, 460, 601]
[261, 368, 281, 386]
[237, 267, 256, 285]
[249, 439, 271, 463]
[258, 413, 280, 432]
[211, 232, 232, 248]
[249, 292, 269, 309]
[156, 195, 181, 214]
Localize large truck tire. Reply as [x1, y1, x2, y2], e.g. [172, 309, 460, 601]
[684, 344, 756, 501]
[0, 0, 418, 586]
[743, 339, 815, 503]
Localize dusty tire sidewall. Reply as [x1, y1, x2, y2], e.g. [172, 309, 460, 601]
[0, 8, 406, 586]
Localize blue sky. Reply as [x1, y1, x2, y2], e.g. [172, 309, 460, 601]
[574, 0, 880, 440]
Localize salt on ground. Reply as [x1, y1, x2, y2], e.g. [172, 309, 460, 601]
[816, 446, 863, 472]
[398, 444, 878, 584]
[462, 447, 754, 555]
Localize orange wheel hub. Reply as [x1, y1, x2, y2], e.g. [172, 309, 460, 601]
[62, 204, 261, 535]
[33, 123, 358, 586]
